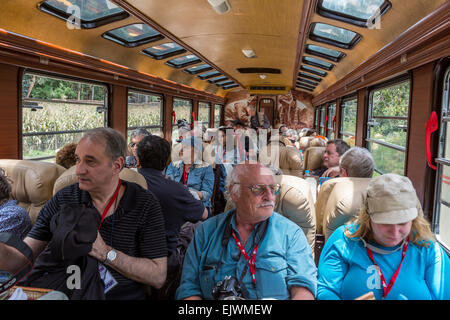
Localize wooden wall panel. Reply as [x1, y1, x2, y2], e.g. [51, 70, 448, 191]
[0, 63, 20, 159]
[355, 89, 367, 147]
[406, 62, 435, 211]
[164, 94, 174, 143]
[110, 85, 127, 138]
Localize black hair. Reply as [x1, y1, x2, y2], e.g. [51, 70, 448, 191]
[328, 139, 351, 156]
[137, 135, 171, 171]
[0, 168, 12, 201]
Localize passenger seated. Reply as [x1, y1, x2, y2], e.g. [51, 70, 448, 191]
[317, 174, 450, 300]
[125, 128, 151, 168]
[311, 139, 350, 177]
[166, 136, 214, 217]
[55, 142, 77, 169]
[324, 146, 375, 178]
[0, 128, 167, 300]
[137, 135, 207, 299]
[0, 168, 31, 239]
[176, 163, 317, 300]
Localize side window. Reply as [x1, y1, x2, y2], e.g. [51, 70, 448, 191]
[214, 104, 222, 128]
[366, 79, 410, 175]
[433, 67, 450, 251]
[127, 90, 163, 140]
[319, 105, 326, 136]
[327, 103, 336, 140]
[314, 107, 320, 131]
[22, 72, 107, 161]
[339, 96, 357, 146]
[172, 98, 192, 145]
[198, 102, 211, 128]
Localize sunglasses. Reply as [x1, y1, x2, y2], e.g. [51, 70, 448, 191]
[235, 183, 281, 196]
[129, 142, 137, 148]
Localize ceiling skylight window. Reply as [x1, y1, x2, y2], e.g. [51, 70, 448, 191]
[216, 80, 234, 87]
[310, 23, 361, 49]
[300, 65, 328, 77]
[305, 44, 346, 62]
[39, 0, 129, 29]
[207, 76, 228, 84]
[103, 24, 164, 47]
[184, 64, 213, 75]
[317, 0, 391, 28]
[298, 72, 322, 82]
[165, 54, 201, 68]
[143, 42, 186, 60]
[223, 83, 239, 90]
[303, 56, 335, 71]
[198, 71, 222, 80]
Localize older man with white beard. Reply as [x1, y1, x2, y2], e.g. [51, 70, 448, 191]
[176, 163, 317, 300]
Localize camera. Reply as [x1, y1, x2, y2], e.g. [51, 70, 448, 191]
[212, 276, 245, 300]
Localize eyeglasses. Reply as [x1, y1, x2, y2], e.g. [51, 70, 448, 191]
[129, 142, 137, 148]
[234, 183, 281, 196]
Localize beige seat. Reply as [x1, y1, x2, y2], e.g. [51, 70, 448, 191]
[274, 174, 316, 255]
[303, 146, 325, 173]
[316, 177, 371, 241]
[259, 141, 303, 178]
[299, 136, 314, 151]
[53, 166, 148, 195]
[0, 159, 66, 224]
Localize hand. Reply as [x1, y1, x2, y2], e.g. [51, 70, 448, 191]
[196, 191, 203, 200]
[89, 232, 111, 262]
[323, 166, 340, 177]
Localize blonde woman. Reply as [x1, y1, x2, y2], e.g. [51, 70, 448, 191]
[317, 174, 450, 300]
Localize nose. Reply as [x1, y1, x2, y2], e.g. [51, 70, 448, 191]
[75, 161, 87, 175]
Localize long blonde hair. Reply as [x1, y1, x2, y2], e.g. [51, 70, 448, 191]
[345, 201, 435, 247]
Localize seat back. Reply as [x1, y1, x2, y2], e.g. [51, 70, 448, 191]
[274, 175, 316, 255]
[320, 177, 371, 241]
[299, 136, 314, 151]
[53, 166, 148, 195]
[0, 159, 66, 224]
[303, 146, 325, 172]
[259, 143, 303, 178]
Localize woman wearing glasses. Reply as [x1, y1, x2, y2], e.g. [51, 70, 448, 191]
[125, 128, 151, 168]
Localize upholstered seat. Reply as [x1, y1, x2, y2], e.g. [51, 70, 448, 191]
[0, 159, 66, 224]
[315, 177, 371, 240]
[53, 165, 148, 195]
[259, 141, 303, 178]
[303, 146, 325, 173]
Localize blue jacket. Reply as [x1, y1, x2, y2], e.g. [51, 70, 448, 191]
[165, 160, 214, 208]
[176, 210, 317, 300]
[317, 224, 450, 300]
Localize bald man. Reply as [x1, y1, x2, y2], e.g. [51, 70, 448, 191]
[176, 163, 317, 300]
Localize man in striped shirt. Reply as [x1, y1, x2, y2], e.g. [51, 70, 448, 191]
[0, 128, 167, 299]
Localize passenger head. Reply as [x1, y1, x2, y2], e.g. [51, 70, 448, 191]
[180, 136, 203, 164]
[137, 135, 171, 171]
[129, 128, 151, 158]
[55, 142, 77, 169]
[323, 139, 350, 168]
[346, 174, 434, 247]
[227, 163, 279, 224]
[0, 168, 11, 202]
[283, 129, 299, 146]
[75, 128, 126, 192]
[278, 124, 288, 135]
[339, 147, 375, 178]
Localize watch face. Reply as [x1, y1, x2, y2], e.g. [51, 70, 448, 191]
[107, 250, 117, 261]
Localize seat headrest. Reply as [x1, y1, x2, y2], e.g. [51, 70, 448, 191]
[53, 166, 148, 195]
[0, 159, 66, 223]
[274, 175, 316, 253]
[299, 136, 314, 150]
[303, 146, 325, 171]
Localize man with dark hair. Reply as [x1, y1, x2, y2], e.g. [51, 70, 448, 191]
[311, 139, 350, 177]
[0, 127, 167, 300]
[137, 135, 207, 298]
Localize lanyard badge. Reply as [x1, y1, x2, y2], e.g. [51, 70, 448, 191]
[98, 179, 121, 231]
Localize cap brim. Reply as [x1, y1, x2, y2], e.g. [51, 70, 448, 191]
[369, 207, 418, 224]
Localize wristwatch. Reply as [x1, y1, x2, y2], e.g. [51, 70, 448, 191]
[104, 249, 117, 265]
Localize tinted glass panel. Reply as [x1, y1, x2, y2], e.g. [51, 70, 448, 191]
[143, 43, 186, 59]
[303, 56, 334, 70]
[166, 54, 201, 68]
[223, 84, 239, 90]
[207, 76, 228, 84]
[214, 104, 221, 128]
[321, 0, 386, 20]
[312, 23, 358, 44]
[198, 71, 221, 80]
[341, 98, 357, 135]
[184, 64, 213, 75]
[105, 24, 161, 44]
[367, 141, 405, 175]
[301, 65, 328, 77]
[198, 102, 210, 127]
[306, 44, 343, 58]
[299, 72, 322, 82]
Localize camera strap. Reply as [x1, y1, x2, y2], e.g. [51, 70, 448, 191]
[0, 232, 35, 294]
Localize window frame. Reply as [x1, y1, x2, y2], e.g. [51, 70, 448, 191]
[183, 64, 213, 75]
[298, 72, 323, 83]
[365, 75, 411, 175]
[142, 42, 187, 60]
[102, 23, 164, 48]
[300, 65, 328, 77]
[223, 84, 239, 90]
[309, 22, 362, 50]
[198, 102, 211, 128]
[305, 44, 346, 63]
[302, 56, 335, 71]
[316, 0, 392, 28]
[327, 102, 336, 139]
[339, 94, 358, 142]
[198, 71, 222, 80]
[39, 0, 129, 29]
[165, 55, 202, 69]
[214, 104, 223, 128]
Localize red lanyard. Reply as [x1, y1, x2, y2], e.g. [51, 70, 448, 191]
[366, 238, 409, 299]
[97, 179, 121, 230]
[231, 230, 259, 286]
[182, 166, 189, 185]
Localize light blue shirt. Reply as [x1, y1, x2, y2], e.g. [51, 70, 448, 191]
[176, 210, 317, 300]
[317, 224, 450, 300]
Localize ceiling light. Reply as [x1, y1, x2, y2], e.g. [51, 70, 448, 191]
[242, 49, 257, 58]
[207, 0, 231, 14]
[259, 74, 267, 79]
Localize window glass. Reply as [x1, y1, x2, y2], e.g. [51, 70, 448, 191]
[305, 44, 344, 59]
[142, 42, 186, 60]
[172, 98, 192, 144]
[310, 23, 361, 49]
[315, 107, 320, 130]
[103, 24, 163, 47]
[22, 72, 107, 161]
[340, 97, 357, 138]
[303, 56, 334, 70]
[367, 80, 410, 175]
[214, 104, 222, 128]
[299, 72, 322, 82]
[127, 91, 163, 139]
[327, 103, 336, 140]
[319, 105, 326, 136]
[166, 54, 201, 68]
[367, 141, 405, 175]
[300, 65, 328, 77]
[198, 71, 221, 80]
[207, 76, 228, 84]
[184, 64, 213, 75]
[198, 102, 211, 127]
[298, 78, 318, 87]
[320, 0, 386, 20]
[223, 84, 239, 90]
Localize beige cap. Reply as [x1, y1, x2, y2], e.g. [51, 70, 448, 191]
[366, 173, 418, 224]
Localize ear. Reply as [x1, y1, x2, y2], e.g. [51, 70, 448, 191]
[112, 157, 124, 174]
[340, 167, 348, 177]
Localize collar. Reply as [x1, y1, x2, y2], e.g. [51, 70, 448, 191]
[361, 237, 407, 255]
[138, 167, 164, 177]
